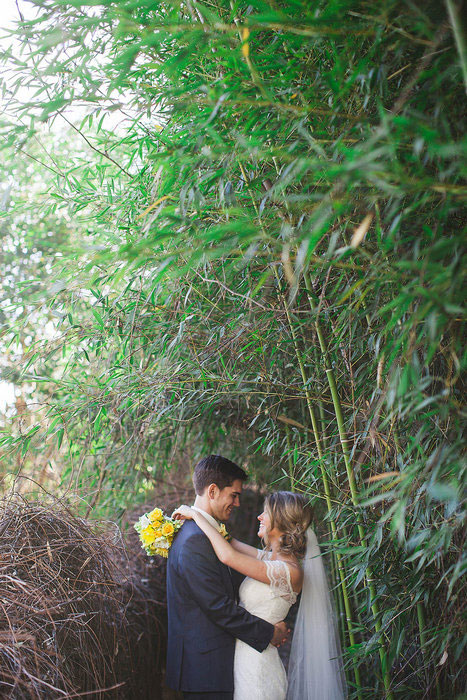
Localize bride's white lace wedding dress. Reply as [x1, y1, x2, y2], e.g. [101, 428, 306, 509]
[233, 551, 296, 700]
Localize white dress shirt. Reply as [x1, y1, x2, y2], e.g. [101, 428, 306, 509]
[191, 506, 223, 532]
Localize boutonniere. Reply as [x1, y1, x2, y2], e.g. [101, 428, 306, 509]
[219, 524, 232, 541]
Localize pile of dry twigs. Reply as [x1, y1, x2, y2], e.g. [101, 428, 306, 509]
[0, 496, 163, 699]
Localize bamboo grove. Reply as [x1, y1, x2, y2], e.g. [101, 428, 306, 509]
[0, 1, 465, 698]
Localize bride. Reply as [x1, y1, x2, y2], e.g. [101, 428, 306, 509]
[175, 491, 347, 700]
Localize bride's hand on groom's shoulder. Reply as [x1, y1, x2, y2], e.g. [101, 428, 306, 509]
[172, 505, 195, 520]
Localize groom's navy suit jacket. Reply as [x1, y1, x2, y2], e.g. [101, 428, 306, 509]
[166, 519, 274, 693]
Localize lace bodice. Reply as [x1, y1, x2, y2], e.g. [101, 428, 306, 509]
[234, 551, 296, 700]
[237, 551, 297, 625]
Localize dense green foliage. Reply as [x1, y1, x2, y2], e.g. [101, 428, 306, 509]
[0, 0, 465, 697]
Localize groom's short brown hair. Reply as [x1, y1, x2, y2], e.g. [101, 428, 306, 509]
[193, 455, 247, 495]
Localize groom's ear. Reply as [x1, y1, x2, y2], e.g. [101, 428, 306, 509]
[207, 483, 220, 500]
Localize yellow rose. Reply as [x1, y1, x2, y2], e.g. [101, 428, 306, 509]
[162, 522, 175, 537]
[148, 508, 163, 524]
[140, 526, 157, 546]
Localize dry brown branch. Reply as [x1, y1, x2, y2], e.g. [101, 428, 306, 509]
[0, 496, 164, 699]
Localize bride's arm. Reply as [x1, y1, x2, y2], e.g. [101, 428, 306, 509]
[173, 507, 270, 582]
[230, 538, 262, 558]
[188, 509, 271, 584]
[227, 536, 302, 592]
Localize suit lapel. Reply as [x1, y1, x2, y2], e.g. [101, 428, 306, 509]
[188, 519, 235, 598]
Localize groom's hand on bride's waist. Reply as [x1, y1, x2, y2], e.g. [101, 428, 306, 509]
[271, 621, 289, 648]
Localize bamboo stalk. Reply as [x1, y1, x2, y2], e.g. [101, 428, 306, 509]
[304, 274, 394, 699]
[285, 423, 295, 491]
[312, 343, 330, 452]
[275, 277, 363, 697]
[331, 546, 348, 655]
[417, 601, 427, 653]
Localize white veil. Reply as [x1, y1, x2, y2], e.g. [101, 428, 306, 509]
[286, 528, 347, 700]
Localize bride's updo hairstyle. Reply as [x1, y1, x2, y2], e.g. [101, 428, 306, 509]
[264, 491, 313, 559]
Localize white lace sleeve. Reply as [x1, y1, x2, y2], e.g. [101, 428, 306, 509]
[264, 559, 297, 603]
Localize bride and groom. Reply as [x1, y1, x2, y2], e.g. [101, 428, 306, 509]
[166, 455, 347, 700]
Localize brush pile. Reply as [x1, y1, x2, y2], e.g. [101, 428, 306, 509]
[0, 496, 163, 699]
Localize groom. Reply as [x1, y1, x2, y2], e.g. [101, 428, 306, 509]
[166, 455, 288, 700]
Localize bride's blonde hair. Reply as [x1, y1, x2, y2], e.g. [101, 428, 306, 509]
[264, 491, 313, 559]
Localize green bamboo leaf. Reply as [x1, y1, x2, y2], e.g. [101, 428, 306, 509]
[56, 428, 64, 449]
[91, 307, 104, 330]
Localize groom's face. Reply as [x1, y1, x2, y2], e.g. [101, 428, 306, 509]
[209, 479, 243, 522]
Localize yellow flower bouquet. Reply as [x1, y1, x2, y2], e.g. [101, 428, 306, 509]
[134, 506, 183, 558]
